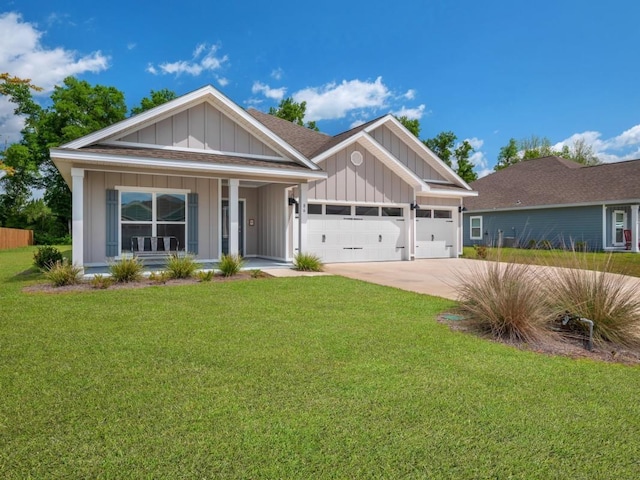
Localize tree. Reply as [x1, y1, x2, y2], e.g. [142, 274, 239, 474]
[268, 97, 319, 131]
[130, 88, 177, 116]
[423, 131, 477, 183]
[0, 76, 127, 239]
[494, 138, 520, 171]
[454, 140, 477, 183]
[395, 116, 420, 138]
[424, 131, 457, 167]
[494, 135, 601, 171]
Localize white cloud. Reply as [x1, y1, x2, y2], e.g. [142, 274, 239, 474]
[403, 89, 416, 100]
[271, 68, 283, 80]
[217, 76, 229, 87]
[393, 104, 426, 120]
[466, 137, 484, 150]
[127, 42, 136, 50]
[252, 81, 286, 100]
[553, 126, 640, 163]
[148, 43, 228, 77]
[293, 77, 391, 121]
[0, 12, 109, 143]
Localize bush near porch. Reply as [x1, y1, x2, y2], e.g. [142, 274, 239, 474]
[1, 247, 639, 479]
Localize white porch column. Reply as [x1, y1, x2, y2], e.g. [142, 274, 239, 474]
[71, 168, 84, 271]
[298, 183, 308, 254]
[229, 179, 240, 256]
[632, 205, 639, 253]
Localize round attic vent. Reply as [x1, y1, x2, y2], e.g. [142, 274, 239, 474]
[350, 151, 363, 166]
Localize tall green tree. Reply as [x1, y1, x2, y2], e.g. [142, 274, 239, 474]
[494, 138, 520, 171]
[395, 115, 421, 138]
[268, 97, 319, 131]
[0, 76, 127, 238]
[130, 88, 177, 116]
[424, 131, 457, 168]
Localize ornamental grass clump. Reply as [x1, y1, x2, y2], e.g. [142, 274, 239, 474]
[457, 261, 554, 344]
[293, 252, 323, 272]
[44, 259, 82, 287]
[218, 253, 245, 277]
[543, 253, 640, 348]
[165, 254, 198, 279]
[108, 256, 143, 283]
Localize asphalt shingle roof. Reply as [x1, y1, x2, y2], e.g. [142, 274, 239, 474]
[465, 156, 640, 211]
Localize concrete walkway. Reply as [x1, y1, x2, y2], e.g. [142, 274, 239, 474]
[324, 258, 640, 301]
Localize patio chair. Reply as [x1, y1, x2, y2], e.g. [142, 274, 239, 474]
[623, 229, 639, 250]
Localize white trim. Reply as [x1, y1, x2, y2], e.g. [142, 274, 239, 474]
[103, 140, 292, 163]
[467, 199, 640, 214]
[51, 149, 327, 181]
[220, 196, 247, 257]
[363, 114, 473, 191]
[602, 205, 607, 252]
[60, 85, 321, 171]
[115, 185, 190, 194]
[71, 168, 84, 271]
[612, 209, 626, 247]
[470, 215, 483, 240]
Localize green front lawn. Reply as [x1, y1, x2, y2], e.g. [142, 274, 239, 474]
[463, 246, 640, 277]
[1, 247, 639, 478]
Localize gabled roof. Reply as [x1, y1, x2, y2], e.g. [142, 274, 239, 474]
[60, 85, 321, 171]
[465, 156, 640, 211]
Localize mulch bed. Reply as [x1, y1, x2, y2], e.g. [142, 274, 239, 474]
[438, 312, 640, 366]
[22, 271, 271, 294]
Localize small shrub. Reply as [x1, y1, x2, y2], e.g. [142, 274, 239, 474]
[90, 274, 113, 289]
[573, 241, 589, 252]
[149, 270, 171, 284]
[457, 261, 554, 344]
[539, 239, 553, 250]
[473, 244, 487, 260]
[109, 256, 143, 283]
[165, 254, 198, 279]
[543, 254, 640, 348]
[527, 239, 538, 249]
[196, 270, 215, 282]
[250, 269, 263, 278]
[293, 252, 323, 272]
[33, 245, 63, 270]
[218, 253, 245, 277]
[44, 259, 82, 287]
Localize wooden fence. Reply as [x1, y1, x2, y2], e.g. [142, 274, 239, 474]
[0, 227, 34, 250]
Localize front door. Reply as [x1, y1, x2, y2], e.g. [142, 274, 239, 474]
[613, 210, 626, 246]
[221, 200, 245, 256]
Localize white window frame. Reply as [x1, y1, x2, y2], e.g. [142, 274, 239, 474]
[612, 210, 626, 246]
[117, 186, 190, 253]
[470, 216, 483, 240]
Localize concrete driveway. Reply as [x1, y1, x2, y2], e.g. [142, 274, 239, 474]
[324, 259, 479, 300]
[324, 258, 640, 301]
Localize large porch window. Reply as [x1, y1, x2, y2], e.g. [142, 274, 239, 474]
[120, 190, 187, 252]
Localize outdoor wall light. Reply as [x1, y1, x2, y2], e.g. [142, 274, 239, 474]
[410, 202, 420, 210]
[458, 206, 467, 213]
[288, 197, 298, 206]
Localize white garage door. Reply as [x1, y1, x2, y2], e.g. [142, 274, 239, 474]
[415, 209, 456, 258]
[307, 205, 407, 263]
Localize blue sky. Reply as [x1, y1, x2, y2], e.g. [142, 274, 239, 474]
[1, 0, 639, 176]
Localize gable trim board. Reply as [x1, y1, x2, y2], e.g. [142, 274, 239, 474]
[50, 84, 475, 268]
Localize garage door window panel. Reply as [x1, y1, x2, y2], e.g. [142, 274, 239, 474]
[356, 206, 379, 216]
[416, 209, 432, 218]
[434, 209, 452, 219]
[382, 207, 403, 217]
[326, 205, 351, 215]
[308, 204, 323, 215]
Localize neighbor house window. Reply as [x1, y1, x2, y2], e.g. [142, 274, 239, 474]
[120, 190, 187, 252]
[470, 216, 482, 240]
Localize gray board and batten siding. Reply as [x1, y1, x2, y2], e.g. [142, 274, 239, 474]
[463, 205, 603, 250]
[118, 103, 279, 157]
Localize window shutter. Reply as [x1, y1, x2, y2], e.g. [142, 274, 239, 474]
[106, 189, 118, 257]
[188, 193, 198, 254]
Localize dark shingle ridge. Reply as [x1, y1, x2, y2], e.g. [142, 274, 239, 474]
[247, 108, 330, 158]
[465, 156, 640, 210]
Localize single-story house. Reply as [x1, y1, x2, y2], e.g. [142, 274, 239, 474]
[50, 85, 477, 271]
[462, 156, 640, 252]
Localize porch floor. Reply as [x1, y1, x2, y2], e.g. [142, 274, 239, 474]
[84, 257, 294, 277]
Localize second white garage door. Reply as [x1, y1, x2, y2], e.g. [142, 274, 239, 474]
[307, 205, 407, 263]
[415, 209, 456, 258]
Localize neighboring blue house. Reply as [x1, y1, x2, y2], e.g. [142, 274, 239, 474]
[462, 156, 640, 252]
